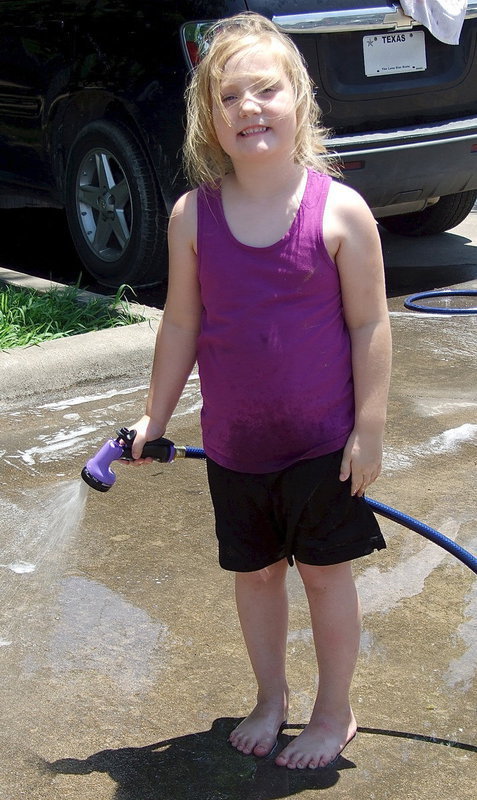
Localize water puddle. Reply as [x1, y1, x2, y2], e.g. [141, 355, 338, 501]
[384, 423, 477, 473]
[356, 528, 453, 615]
[2, 373, 201, 476]
[23, 576, 169, 692]
[444, 581, 477, 691]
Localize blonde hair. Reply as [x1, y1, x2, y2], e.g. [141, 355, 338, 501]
[183, 12, 339, 187]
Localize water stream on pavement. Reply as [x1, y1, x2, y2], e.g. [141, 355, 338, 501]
[0, 478, 89, 646]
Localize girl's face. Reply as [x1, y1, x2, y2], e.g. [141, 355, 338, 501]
[212, 47, 297, 167]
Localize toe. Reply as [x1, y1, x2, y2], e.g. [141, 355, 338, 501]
[278, 749, 302, 769]
[321, 753, 339, 769]
[238, 738, 254, 755]
[253, 740, 274, 757]
[229, 733, 248, 753]
[287, 753, 305, 769]
[276, 745, 299, 768]
[275, 748, 289, 767]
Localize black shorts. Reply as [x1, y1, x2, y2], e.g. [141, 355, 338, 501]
[206, 450, 386, 572]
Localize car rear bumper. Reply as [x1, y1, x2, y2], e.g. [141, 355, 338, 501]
[330, 118, 477, 214]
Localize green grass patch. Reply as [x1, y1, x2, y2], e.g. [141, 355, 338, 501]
[0, 282, 143, 350]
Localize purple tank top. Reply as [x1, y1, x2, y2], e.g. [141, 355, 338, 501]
[196, 169, 354, 473]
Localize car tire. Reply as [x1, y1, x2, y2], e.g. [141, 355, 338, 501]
[64, 119, 167, 287]
[377, 190, 477, 237]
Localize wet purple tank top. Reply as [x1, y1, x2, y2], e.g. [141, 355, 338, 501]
[196, 169, 354, 473]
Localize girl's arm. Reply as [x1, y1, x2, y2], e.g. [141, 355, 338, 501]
[324, 182, 392, 497]
[129, 190, 202, 461]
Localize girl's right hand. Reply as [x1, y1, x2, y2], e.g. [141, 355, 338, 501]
[122, 415, 165, 464]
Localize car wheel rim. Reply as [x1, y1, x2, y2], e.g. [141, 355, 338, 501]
[76, 147, 133, 262]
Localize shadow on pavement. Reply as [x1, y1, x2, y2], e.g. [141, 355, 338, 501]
[42, 718, 477, 800]
[43, 718, 351, 799]
[380, 227, 477, 296]
[385, 260, 477, 296]
[0, 208, 168, 308]
[357, 726, 477, 753]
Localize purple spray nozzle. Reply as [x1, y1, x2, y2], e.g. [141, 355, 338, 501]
[81, 428, 177, 492]
[81, 437, 125, 492]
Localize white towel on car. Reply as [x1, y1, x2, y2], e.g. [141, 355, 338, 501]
[400, 1, 467, 45]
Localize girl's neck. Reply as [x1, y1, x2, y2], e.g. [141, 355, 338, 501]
[227, 159, 306, 201]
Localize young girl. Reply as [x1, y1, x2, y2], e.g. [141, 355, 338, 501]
[128, 12, 392, 770]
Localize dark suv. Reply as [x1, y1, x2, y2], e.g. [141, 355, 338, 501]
[1, 1, 477, 287]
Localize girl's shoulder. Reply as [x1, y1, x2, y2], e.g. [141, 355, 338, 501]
[322, 177, 379, 257]
[170, 188, 199, 226]
[171, 187, 198, 214]
[326, 177, 375, 220]
[169, 189, 199, 249]
[306, 169, 368, 211]
[172, 181, 222, 215]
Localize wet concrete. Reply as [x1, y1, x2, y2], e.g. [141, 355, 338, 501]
[1, 214, 476, 798]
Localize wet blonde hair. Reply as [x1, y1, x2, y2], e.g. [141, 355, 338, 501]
[183, 12, 339, 187]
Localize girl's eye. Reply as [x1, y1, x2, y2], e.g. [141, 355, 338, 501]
[221, 95, 236, 105]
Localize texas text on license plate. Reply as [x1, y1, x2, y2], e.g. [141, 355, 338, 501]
[363, 30, 427, 77]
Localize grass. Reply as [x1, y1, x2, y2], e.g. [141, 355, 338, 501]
[0, 282, 143, 350]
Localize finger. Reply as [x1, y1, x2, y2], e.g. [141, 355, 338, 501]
[351, 473, 368, 496]
[339, 453, 351, 482]
[131, 443, 145, 460]
[353, 473, 377, 496]
[129, 455, 153, 465]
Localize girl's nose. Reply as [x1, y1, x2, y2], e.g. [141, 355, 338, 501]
[239, 94, 261, 116]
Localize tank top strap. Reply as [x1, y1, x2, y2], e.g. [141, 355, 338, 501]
[197, 183, 223, 262]
[301, 169, 333, 251]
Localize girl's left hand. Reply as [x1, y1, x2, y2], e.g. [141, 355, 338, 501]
[339, 429, 383, 497]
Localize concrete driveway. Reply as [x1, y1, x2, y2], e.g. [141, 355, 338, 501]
[0, 212, 476, 799]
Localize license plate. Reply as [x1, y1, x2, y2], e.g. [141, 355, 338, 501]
[363, 30, 427, 77]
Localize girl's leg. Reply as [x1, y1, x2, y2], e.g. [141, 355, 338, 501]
[275, 560, 360, 769]
[229, 557, 290, 757]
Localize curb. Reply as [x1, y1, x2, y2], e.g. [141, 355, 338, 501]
[0, 268, 162, 410]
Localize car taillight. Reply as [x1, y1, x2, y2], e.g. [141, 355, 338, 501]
[181, 22, 215, 70]
[342, 160, 365, 171]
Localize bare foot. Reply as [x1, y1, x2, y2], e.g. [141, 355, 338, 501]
[229, 696, 288, 757]
[275, 713, 357, 769]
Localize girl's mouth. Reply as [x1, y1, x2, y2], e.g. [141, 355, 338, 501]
[239, 126, 269, 137]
